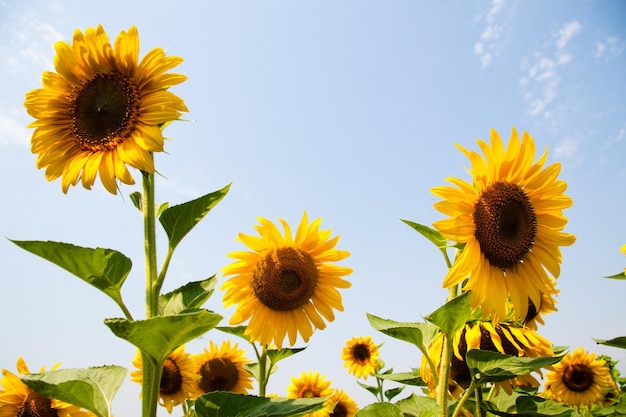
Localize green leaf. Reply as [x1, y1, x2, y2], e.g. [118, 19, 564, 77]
[515, 396, 575, 417]
[401, 219, 446, 250]
[465, 349, 564, 384]
[21, 365, 126, 417]
[375, 369, 426, 386]
[105, 310, 222, 362]
[394, 394, 439, 417]
[357, 380, 380, 398]
[160, 276, 217, 315]
[10, 240, 131, 308]
[367, 313, 439, 355]
[267, 347, 306, 365]
[424, 291, 472, 338]
[384, 386, 405, 402]
[355, 401, 404, 417]
[194, 391, 327, 417]
[595, 336, 626, 349]
[605, 271, 626, 280]
[130, 191, 142, 211]
[159, 183, 231, 250]
[216, 325, 250, 342]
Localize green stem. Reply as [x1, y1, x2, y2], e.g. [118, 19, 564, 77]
[258, 345, 268, 397]
[437, 285, 459, 417]
[155, 246, 175, 297]
[140, 353, 162, 417]
[376, 376, 385, 402]
[450, 382, 475, 417]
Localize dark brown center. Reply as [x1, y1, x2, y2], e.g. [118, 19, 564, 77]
[562, 363, 594, 393]
[473, 182, 537, 269]
[353, 344, 371, 364]
[252, 247, 319, 311]
[71, 72, 139, 151]
[197, 358, 239, 393]
[330, 403, 348, 417]
[160, 357, 184, 396]
[17, 392, 58, 417]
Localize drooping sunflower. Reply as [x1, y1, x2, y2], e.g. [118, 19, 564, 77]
[341, 336, 380, 379]
[543, 347, 616, 408]
[420, 321, 554, 397]
[192, 340, 253, 394]
[286, 371, 334, 417]
[328, 389, 359, 417]
[24, 24, 188, 194]
[522, 282, 559, 330]
[0, 357, 95, 417]
[130, 345, 199, 413]
[431, 127, 576, 321]
[221, 212, 353, 349]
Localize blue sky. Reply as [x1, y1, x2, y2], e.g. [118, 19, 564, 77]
[1, 0, 625, 414]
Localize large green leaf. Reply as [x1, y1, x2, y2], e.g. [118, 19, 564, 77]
[486, 396, 574, 417]
[160, 276, 217, 315]
[367, 313, 439, 355]
[424, 291, 472, 338]
[216, 325, 250, 342]
[10, 240, 131, 308]
[159, 183, 231, 250]
[595, 336, 626, 349]
[21, 365, 126, 417]
[355, 401, 405, 417]
[465, 350, 563, 384]
[105, 310, 222, 362]
[194, 391, 327, 417]
[375, 369, 426, 386]
[394, 394, 440, 417]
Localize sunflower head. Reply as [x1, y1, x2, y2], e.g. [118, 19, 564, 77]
[431, 127, 575, 322]
[130, 345, 199, 413]
[523, 284, 559, 330]
[543, 347, 617, 408]
[193, 340, 253, 394]
[341, 336, 380, 379]
[328, 389, 359, 417]
[24, 24, 188, 194]
[286, 371, 334, 417]
[0, 357, 95, 417]
[221, 211, 352, 349]
[420, 322, 554, 397]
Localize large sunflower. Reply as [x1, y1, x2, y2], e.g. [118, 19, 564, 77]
[192, 340, 253, 394]
[286, 371, 334, 417]
[420, 321, 554, 397]
[342, 336, 380, 379]
[24, 24, 188, 194]
[130, 345, 199, 413]
[543, 347, 616, 408]
[221, 212, 352, 349]
[431, 127, 575, 321]
[328, 389, 359, 417]
[0, 357, 95, 417]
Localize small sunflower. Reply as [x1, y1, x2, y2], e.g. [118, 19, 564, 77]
[420, 321, 554, 397]
[543, 347, 616, 408]
[621, 243, 626, 273]
[0, 357, 95, 417]
[130, 345, 199, 413]
[341, 336, 380, 379]
[221, 212, 353, 349]
[431, 127, 576, 321]
[193, 340, 253, 394]
[328, 389, 358, 417]
[24, 24, 188, 194]
[286, 371, 334, 417]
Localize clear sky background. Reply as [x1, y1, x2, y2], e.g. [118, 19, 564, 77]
[1, 1, 625, 415]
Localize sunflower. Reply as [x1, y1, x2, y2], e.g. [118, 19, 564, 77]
[328, 389, 359, 417]
[522, 282, 559, 330]
[621, 243, 626, 273]
[24, 24, 188, 194]
[431, 127, 576, 321]
[0, 357, 95, 417]
[192, 340, 253, 394]
[543, 347, 616, 408]
[286, 371, 334, 417]
[130, 345, 199, 413]
[221, 212, 353, 349]
[342, 336, 380, 379]
[420, 321, 554, 397]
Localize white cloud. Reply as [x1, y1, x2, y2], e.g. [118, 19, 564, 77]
[0, 111, 30, 146]
[555, 20, 581, 50]
[473, 0, 513, 68]
[595, 35, 625, 60]
[554, 138, 579, 158]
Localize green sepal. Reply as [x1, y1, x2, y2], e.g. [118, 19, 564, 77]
[375, 369, 426, 386]
[394, 393, 440, 417]
[20, 365, 126, 417]
[10, 240, 131, 310]
[367, 313, 439, 356]
[605, 271, 626, 280]
[595, 336, 626, 349]
[159, 276, 217, 315]
[465, 349, 564, 384]
[159, 183, 231, 251]
[105, 309, 222, 362]
[355, 401, 405, 417]
[193, 391, 327, 417]
[424, 291, 472, 339]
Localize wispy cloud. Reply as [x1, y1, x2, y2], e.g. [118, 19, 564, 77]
[595, 35, 625, 60]
[519, 19, 581, 119]
[0, 110, 30, 146]
[473, 0, 512, 68]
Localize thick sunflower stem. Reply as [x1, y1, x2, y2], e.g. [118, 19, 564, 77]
[140, 352, 163, 417]
[142, 170, 159, 318]
[437, 285, 459, 417]
[258, 345, 268, 397]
